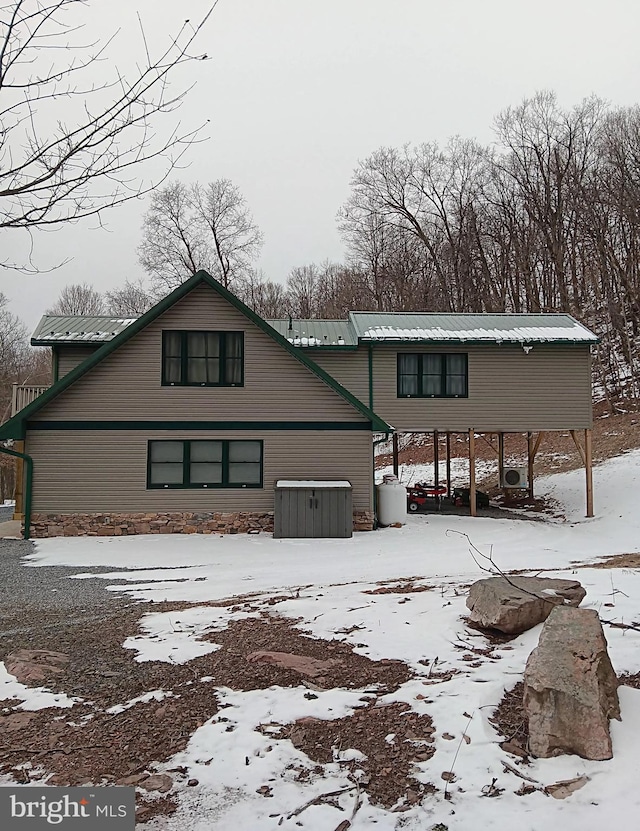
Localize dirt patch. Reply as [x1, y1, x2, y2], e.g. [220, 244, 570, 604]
[578, 553, 640, 569]
[489, 682, 529, 757]
[619, 673, 640, 689]
[273, 701, 436, 809]
[0, 610, 414, 815]
[363, 584, 432, 595]
[204, 616, 413, 692]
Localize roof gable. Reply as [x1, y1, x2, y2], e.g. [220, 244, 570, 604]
[1, 272, 391, 439]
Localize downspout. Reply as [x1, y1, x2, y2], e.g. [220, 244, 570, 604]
[368, 344, 374, 410]
[0, 445, 33, 540]
[52, 348, 59, 383]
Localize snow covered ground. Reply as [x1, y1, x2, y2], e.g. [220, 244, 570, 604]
[4, 450, 640, 830]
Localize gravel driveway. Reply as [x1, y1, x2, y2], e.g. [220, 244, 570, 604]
[0, 539, 134, 635]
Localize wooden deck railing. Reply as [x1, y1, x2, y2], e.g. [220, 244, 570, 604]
[11, 384, 50, 417]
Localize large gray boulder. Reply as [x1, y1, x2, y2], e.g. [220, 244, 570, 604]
[466, 575, 585, 634]
[524, 606, 620, 760]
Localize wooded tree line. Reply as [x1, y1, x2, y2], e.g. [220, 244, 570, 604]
[120, 92, 640, 406]
[6, 91, 640, 419]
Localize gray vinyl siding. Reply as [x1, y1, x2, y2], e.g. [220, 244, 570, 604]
[310, 350, 370, 408]
[33, 284, 367, 423]
[57, 346, 101, 378]
[369, 344, 593, 431]
[26, 429, 373, 513]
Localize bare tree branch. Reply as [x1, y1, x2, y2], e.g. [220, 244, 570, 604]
[0, 0, 216, 249]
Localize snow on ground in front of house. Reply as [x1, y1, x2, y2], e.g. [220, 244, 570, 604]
[0, 663, 80, 711]
[17, 448, 640, 830]
[123, 605, 261, 664]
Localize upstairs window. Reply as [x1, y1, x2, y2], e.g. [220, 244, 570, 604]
[147, 440, 262, 488]
[397, 353, 468, 398]
[162, 331, 244, 386]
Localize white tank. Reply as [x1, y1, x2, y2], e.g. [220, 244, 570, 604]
[377, 481, 407, 526]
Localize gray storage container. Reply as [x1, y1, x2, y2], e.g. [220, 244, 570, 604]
[274, 480, 353, 539]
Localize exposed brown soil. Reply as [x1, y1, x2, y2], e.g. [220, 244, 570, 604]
[578, 552, 640, 569]
[363, 583, 432, 595]
[489, 682, 529, 757]
[0, 605, 416, 819]
[274, 701, 436, 809]
[619, 673, 640, 690]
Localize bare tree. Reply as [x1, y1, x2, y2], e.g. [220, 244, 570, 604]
[105, 278, 157, 316]
[46, 282, 104, 315]
[237, 271, 288, 318]
[138, 182, 204, 289]
[0, 0, 214, 267]
[139, 179, 263, 292]
[286, 265, 320, 318]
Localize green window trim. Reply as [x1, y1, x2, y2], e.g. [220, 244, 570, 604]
[397, 353, 468, 398]
[162, 330, 244, 387]
[147, 439, 263, 489]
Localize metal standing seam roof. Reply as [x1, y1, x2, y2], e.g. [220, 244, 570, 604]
[349, 312, 598, 343]
[30, 311, 598, 348]
[31, 315, 138, 344]
[266, 319, 356, 347]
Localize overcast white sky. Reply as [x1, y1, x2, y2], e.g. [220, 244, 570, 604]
[3, 0, 640, 332]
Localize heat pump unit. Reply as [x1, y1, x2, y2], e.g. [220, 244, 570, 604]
[501, 467, 528, 489]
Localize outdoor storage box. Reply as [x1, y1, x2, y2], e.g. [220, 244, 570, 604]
[274, 480, 353, 539]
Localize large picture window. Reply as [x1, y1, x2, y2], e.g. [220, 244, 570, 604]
[162, 331, 244, 386]
[397, 353, 468, 398]
[147, 440, 262, 488]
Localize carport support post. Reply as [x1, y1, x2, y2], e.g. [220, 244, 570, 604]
[469, 428, 477, 517]
[527, 431, 534, 500]
[497, 432, 504, 488]
[445, 432, 452, 497]
[392, 432, 399, 478]
[433, 430, 439, 488]
[585, 428, 594, 517]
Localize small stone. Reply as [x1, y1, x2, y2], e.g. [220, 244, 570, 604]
[187, 778, 199, 787]
[500, 740, 528, 758]
[117, 773, 150, 786]
[139, 773, 173, 793]
[545, 775, 590, 799]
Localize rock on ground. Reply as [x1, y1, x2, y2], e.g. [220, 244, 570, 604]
[466, 575, 585, 634]
[523, 606, 620, 760]
[4, 649, 70, 685]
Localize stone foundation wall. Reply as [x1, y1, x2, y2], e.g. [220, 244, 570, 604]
[353, 510, 375, 532]
[30, 509, 376, 538]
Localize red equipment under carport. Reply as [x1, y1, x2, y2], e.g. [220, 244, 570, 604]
[406, 482, 448, 512]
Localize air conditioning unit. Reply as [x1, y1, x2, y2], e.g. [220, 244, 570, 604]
[501, 467, 528, 489]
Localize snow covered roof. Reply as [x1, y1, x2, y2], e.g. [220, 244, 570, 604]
[275, 480, 352, 488]
[31, 315, 138, 345]
[30, 310, 598, 349]
[349, 312, 598, 344]
[266, 319, 355, 347]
